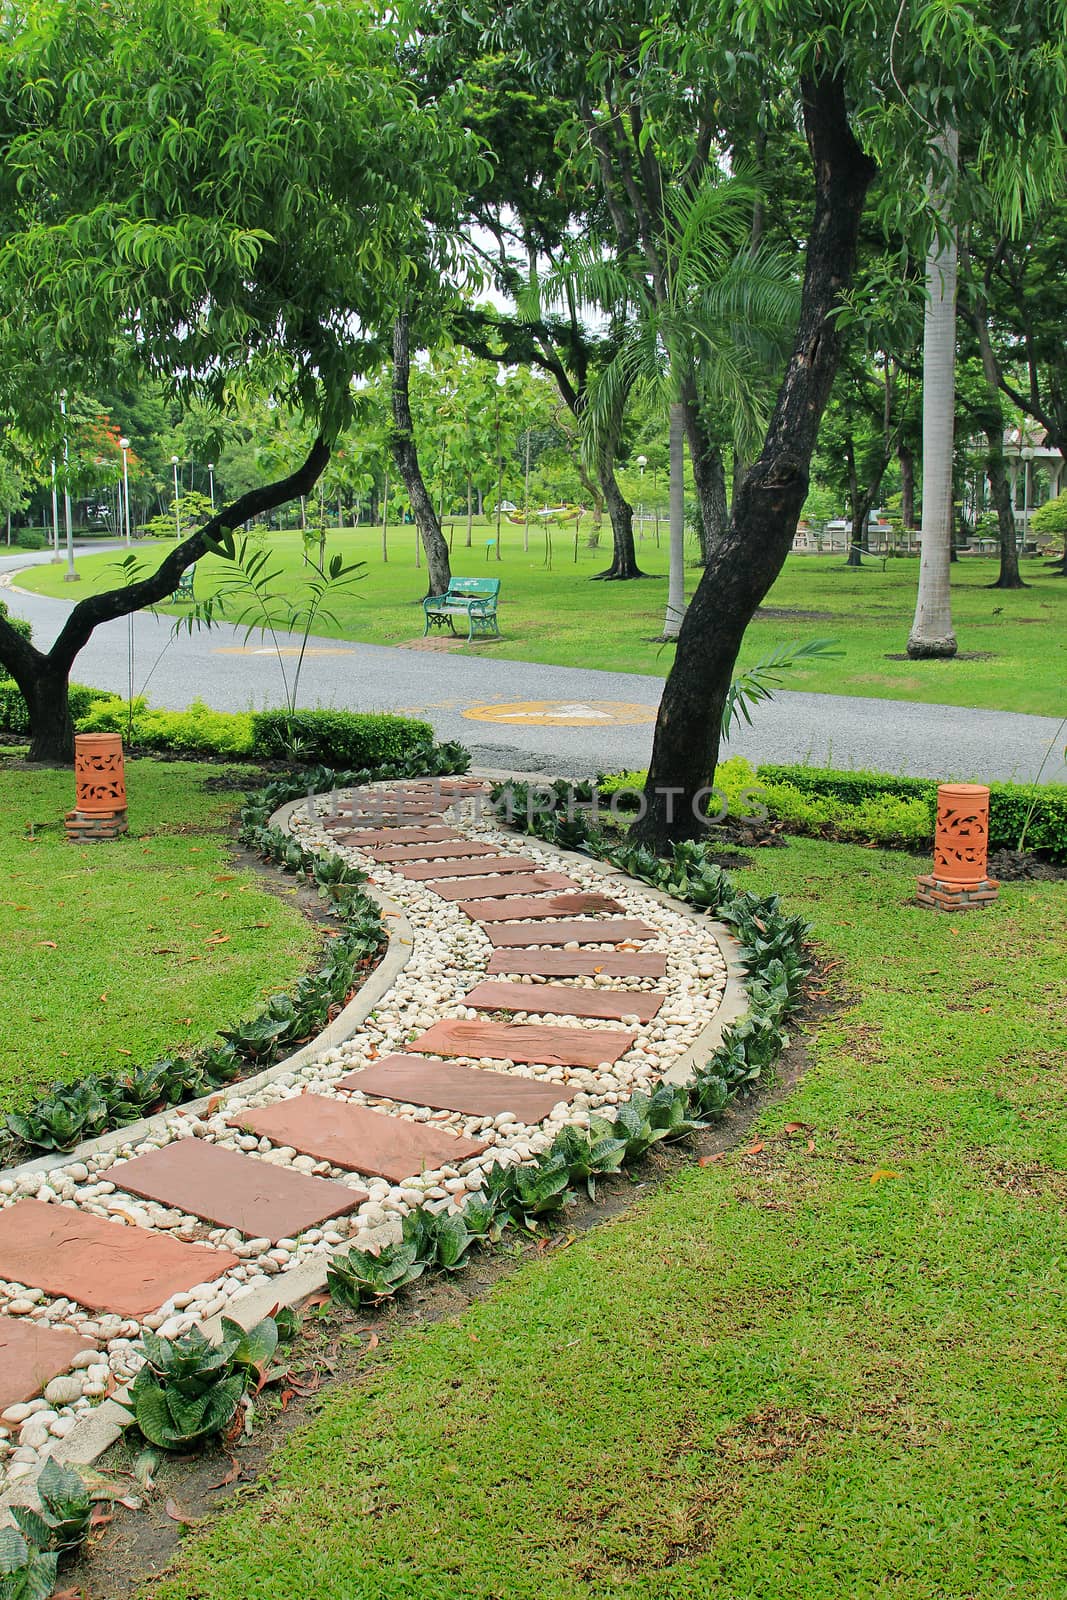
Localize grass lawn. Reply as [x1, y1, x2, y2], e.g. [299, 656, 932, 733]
[0, 757, 319, 1114]
[149, 839, 1066, 1600]
[17, 532, 1067, 717]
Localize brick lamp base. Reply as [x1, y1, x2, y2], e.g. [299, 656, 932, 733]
[65, 808, 129, 842]
[916, 874, 999, 912]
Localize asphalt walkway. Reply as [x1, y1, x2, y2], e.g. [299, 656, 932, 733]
[2, 548, 1064, 784]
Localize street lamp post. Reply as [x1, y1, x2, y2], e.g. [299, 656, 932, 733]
[636, 454, 647, 545]
[207, 462, 215, 512]
[171, 455, 181, 541]
[49, 458, 60, 562]
[60, 392, 79, 582]
[119, 437, 132, 545]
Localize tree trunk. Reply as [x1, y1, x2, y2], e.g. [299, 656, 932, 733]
[844, 435, 863, 565]
[679, 386, 728, 565]
[592, 458, 645, 579]
[631, 69, 876, 847]
[25, 661, 76, 763]
[899, 444, 916, 530]
[389, 313, 451, 596]
[984, 424, 1025, 588]
[907, 126, 959, 660]
[0, 437, 332, 762]
[662, 401, 686, 638]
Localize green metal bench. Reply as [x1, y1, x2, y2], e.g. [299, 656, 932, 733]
[171, 564, 196, 602]
[423, 577, 501, 642]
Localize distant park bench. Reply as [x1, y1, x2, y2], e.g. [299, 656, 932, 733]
[423, 577, 501, 642]
[171, 565, 196, 602]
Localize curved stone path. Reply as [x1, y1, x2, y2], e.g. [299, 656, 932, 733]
[0, 776, 736, 1495]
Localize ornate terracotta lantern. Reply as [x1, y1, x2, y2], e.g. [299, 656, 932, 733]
[66, 733, 128, 840]
[917, 782, 998, 911]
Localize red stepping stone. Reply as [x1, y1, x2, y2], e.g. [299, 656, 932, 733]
[338, 1055, 580, 1120]
[396, 855, 540, 881]
[410, 1019, 635, 1068]
[487, 949, 668, 979]
[428, 871, 578, 901]
[110, 1141, 367, 1244]
[0, 1319, 95, 1412]
[464, 980, 663, 1023]
[231, 1096, 487, 1183]
[459, 892, 624, 923]
[486, 917, 658, 948]
[0, 1201, 239, 1319]
[366, 839, 499, 863]
[335, 826, 461, 846]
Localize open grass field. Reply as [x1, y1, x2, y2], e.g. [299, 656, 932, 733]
[149, 836, 1066, 1600]
[0, 757, 319, 1113]
[18, 530, 1067, 717]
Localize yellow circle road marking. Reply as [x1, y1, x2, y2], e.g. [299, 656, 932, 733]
[213, 646, 354, 657]
[462, 699, 656, 726]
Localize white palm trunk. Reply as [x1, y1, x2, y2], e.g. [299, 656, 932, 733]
[662, 400, 686, 638]
[908, 126, 959, 659]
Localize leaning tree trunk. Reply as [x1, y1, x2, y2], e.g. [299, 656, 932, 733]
[907, 126, 959, 659]
[661, 401, 686, 638]
[631, 69, 876, 847]
[389, 313, 451, 597]
[0, 438, 332, 762]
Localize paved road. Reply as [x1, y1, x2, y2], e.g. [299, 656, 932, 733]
[3, 548, 1064, 784]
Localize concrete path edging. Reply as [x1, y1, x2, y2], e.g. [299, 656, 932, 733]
[1, 776, 754, 1513]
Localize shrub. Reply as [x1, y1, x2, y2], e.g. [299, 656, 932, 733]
[0, 598, 32, 650]
[757, 764, 1067, 859]
[13, 528, 47, 550]
[251, 708, 435, 767]
[78, 696, 256, 756]
[0, 680, 116, 735]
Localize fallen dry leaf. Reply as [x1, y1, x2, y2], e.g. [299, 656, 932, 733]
[39, 940, 57, 949]
[869, 1168, 901, 1184]
[742, 1141, 765, 1156]
[784, 1122, 813, 1135]
[699, 1152, 726, 1166]
[367, 1331, 380, 1349]
[208, 1456, 242, 1491]
[164, 1497, 198, 1526]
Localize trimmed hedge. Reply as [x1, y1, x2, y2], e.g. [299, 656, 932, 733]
[0, 683, 438, 774]
[78, 696, 255, 756]
[0, 681, 118, 735]
[250, 709, 435, 767]
[757, 764, 1067, 859]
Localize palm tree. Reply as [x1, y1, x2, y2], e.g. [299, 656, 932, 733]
[908, 126, 960, 659]
[545, 179, 797, 639]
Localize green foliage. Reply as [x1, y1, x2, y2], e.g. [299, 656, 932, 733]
[550, 1123, 627, 1198]
[0, 680, 117, 735]
[251, 710, 436, 769]
[0, 601, 32, 648]
[758, 764, 1067, 860]
[78, 696, 256, 756]
[124, 1326, 248, 1450]
[11, 1460, 92, 1557]
[497, 1150, 573, 1228]
[592, 1084, 705, 1164]
[327, 1231, 429, 1308]
[1030, 490, 1067, 537]
[0, 1528, 57, 1600]
[721, 639, 843, 738]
